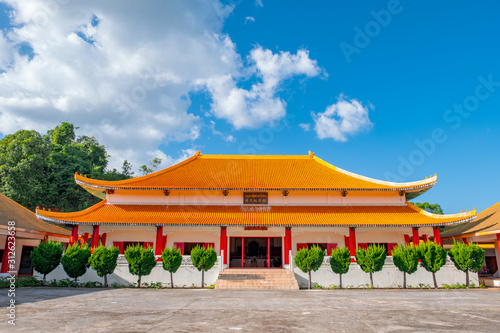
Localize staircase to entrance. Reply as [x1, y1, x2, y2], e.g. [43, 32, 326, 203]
[215, 269, 299, 290]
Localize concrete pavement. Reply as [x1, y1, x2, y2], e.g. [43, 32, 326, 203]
[1, 287, 500, 332]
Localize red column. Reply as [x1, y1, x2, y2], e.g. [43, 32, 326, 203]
[241, 237, 245, 268]
[267, 237, 270, 268]
[404, 234, 411, 246]
[91, 225, 100, 249]
[100, 233, 107, 247]
[70, 225, 79, 246]
[348, 227, 356, 256]
[82, 233, 89, 245]
[462, 237, 469, 245]
[155, 226, 164, 256]
[433, 227, 441, 245]
[412, 227, 420, 246]
[422, 234, 428, 243]
[284, 227, 292, 265]
[220, 227, 227, 264]
[1, 231, 15, 273]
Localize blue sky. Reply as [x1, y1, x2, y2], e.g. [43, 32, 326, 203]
[0, 1, 499, 214]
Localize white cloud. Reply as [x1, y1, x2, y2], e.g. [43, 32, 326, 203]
[244, 16, 255, 24]
[209, 120, 236, 142]
[255, 0, 264, 7]
[299, 123, 311, 131]
[202, 47, 322, 129]
[0, 0, 239, 170]
[312, 95, 373, 142]
[0, 0, 323, 172]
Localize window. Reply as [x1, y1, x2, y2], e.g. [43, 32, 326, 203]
[174, 242, 215, 255]
[297, 243, 337, 255]
[113, 242, 153, 254]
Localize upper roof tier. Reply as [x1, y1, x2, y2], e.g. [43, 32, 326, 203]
[36, 201, 476, 227]
[76, 151, 437, 200]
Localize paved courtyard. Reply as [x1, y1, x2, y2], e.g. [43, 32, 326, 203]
[1, 287, 500, 332]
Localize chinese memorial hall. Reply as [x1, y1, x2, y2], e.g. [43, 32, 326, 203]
[35, 151, 477, 287]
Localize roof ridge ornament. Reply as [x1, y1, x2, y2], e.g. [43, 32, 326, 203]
[308, 151, 315, 158]
[194, 150, 201, 157]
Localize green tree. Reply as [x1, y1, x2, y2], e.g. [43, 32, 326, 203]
[30, 240, 63, 283]
[294, 245, 325, 289]
[61, 243, 91, 282]
[139, 157, 162, 176]
[329, 247, 351, 289]
[413, 202, 444, 214]
[448, 241, 485, 286]
[161, 246, 183, 288]
[391, 244, 419, 289]
[355, 244, 387, 288]
[121, 160, 134, 177]
[191, 245, 217, 288]
[0, 130, 50, 210]
[89, 245, 120, 287]
[124, 244, 157, 288]
[0, 123, 133, 212]
[417, 241, 447, 288]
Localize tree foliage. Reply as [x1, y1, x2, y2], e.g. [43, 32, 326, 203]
[89, 245, 120, 287]
[448, 241, 485, 286]
[413, 202, 444, 215]
[391, 244, 419, 288]
[30, 240, 63, 283]
[294, 245, 325, 289]
[61, 243, 91, 282]
[139, 157, 162, 176]
[0, 122, 132, 212]
[417, 241, 447, 288]
[329, 247, 351, 289]
[191, 245, 217, 288]
[124, 244, 157, 288]
[161, 246, 183, 288]
[355, 244, 387, 288]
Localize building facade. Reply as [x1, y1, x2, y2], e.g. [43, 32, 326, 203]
[36, 152, 475, 273]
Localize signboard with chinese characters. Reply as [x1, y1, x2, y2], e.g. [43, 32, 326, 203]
[243, 192, 268, 205]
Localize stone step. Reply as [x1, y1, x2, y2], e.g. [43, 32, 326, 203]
[215, 269, 299, 290]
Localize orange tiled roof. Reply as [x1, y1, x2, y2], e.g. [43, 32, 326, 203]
[441, 202, 500, 238]
[36, 201, 475, 227]
[75, 152, 437, 198]
[0, 193, 70, 236]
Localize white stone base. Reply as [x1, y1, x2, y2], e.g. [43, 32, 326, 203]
[35, 255, 222, 288]
[292, 257, 479, 288]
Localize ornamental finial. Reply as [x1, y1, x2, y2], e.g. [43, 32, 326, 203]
[195, 150, 201, 157]
[308, 151, 315, 158]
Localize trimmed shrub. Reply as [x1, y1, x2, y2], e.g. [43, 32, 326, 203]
[124, 244, 157, 288]
[61, 243, 91, 282]
[294, 245, 325, 289]
[417, 241, 447, 289]
[30, 240, 63, 283]
[448, 241, 485, 286]
[161, 246, 183, 288]
[191, 245, 217, 288]
[329, 247, 351, 289]
[89, 245, 120, 287]
[355, 244, 387, 288]
[392, 244, 419, 289]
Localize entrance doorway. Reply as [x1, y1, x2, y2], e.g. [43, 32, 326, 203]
[229, 237, 282, 268]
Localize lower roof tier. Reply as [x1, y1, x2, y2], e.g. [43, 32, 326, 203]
[36, 201, 476, 228]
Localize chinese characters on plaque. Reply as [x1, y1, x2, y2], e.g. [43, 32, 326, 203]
[243, 192, 268, 205]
